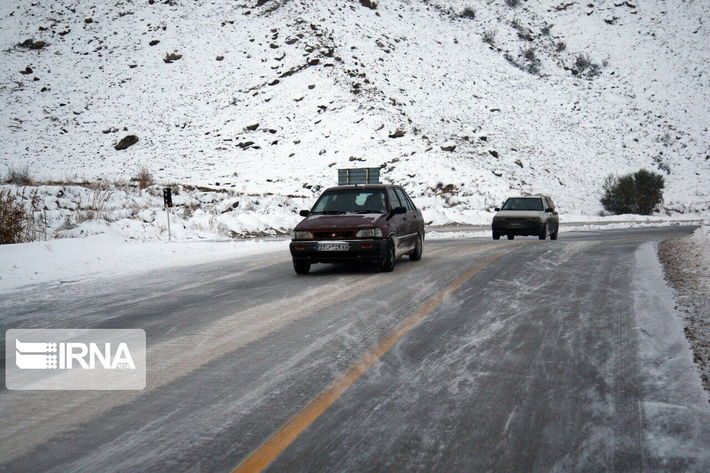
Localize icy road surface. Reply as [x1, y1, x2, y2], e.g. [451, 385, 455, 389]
[0, 226, 708, 473]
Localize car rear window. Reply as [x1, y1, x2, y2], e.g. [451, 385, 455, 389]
[312, 189, 387, 214]
[501, 198, 543, 211]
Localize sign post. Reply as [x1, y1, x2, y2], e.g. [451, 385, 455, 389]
[163, 188, 173, 242]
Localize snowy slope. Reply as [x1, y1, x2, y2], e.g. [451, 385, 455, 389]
[1, 0, 708, 226]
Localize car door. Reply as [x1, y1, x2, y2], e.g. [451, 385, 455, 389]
[400, 188, 423, 236]
[386, 187, 409, 254]
[394, 187, 418, 248]
[543, 197, 559, 233]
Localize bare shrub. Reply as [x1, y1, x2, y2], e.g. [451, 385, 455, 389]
[521, 46, 536, 61]
[505, 0, 520, 7]
[134, 165, 154, 189]
[574, 54, 592, 72]
[573, 53, 601, 76]
[5, 166, 33, 185]
[556, 41, 566, 52]
[0, 190, 28, 244]
[482, 29, 496, 45]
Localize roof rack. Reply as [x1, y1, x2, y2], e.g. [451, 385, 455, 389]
[337, 167, 380, 185]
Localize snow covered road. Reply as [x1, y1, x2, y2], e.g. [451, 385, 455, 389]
[0, 226, 708, 472]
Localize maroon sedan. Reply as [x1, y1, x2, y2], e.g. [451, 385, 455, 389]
[290, 185, 424, 274]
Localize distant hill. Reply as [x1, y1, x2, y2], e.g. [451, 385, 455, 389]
[1, 0, 708, 221]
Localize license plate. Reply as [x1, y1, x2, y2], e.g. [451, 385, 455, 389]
[316, 242, 350, 251]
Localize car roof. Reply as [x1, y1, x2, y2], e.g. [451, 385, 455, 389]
[506, 195, 544, 199]
[323, 184, 392, 192]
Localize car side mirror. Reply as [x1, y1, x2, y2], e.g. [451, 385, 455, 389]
[494, 207, 500, 212]
[299, 210, 310, 217]
[391, 206, 406, 215]
[545, 208, 554, 213]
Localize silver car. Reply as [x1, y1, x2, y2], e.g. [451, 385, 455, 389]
[491, 195, 559, 240]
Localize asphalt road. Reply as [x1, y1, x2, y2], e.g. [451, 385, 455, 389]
[1, 226, 708, 473]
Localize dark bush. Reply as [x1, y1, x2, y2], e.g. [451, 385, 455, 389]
[601, 169, 665, 215]
[505, 0, 520, 7]
[461, 7, 475, 18]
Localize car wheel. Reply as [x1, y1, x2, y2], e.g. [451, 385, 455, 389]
[410, 234, 423, 261]
[507, 235, 514, 240]
[550, 231, 558, 240]
[539, 225, 547, 240]
[492, 232, 500, 240]
[380, 239, 396, 272]
[293, 260, 310, 275]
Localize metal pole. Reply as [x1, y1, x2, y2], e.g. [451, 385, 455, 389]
[166, 205, 171, 242]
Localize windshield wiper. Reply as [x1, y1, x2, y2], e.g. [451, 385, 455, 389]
[354, 209, 384, 214]
[320, 210, 346, 215]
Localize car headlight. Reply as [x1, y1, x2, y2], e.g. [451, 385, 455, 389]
[355, 228, 383, 238]
[292, 231, 314, 240]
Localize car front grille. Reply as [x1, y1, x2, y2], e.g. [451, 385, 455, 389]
[314, 231, 356, 239]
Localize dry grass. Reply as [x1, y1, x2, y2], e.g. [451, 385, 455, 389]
[0, 190, 28, 244]
[134, 165, 154, 189]
[0, 189, 47, 243]
[4, 166, 33, 185]
[78, 185, 114, 223]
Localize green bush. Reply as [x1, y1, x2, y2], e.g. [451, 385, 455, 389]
[600, 169, 665, 215]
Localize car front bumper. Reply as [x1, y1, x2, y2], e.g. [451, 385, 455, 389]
[492, 220, 544, 236]
[290, 239, 387, 264]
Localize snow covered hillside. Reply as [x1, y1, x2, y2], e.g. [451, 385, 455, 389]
[1, 0, 708, 229]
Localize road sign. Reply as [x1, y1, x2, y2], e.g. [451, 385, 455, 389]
[163, 187, 173, 208]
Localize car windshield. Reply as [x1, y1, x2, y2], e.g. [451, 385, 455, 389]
[501, 198, 543, 211]
[311, 189, 387, 214]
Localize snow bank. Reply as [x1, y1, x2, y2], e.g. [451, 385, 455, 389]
[0, 234, 287, 294]
[689, 224, 710, 268]
[632, 242, 710, 470]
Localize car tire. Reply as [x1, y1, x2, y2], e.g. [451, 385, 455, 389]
[380, 239, 396, 272]
[507, 235, 514, 240]
[293, 260, 310, 275]
[539, 225, 547, 240]
[492, 232, 500, 240]
[409, 234, 423, 261]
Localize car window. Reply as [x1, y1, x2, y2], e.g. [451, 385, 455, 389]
[387, 188, 403, 210]
[501, 198, 543, 211]
[403, 192, 417, 211]
[312, 189, 387, 214]
[394, 189, 413, 212]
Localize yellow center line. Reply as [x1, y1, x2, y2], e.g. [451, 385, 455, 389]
[231, 247, 517, 473]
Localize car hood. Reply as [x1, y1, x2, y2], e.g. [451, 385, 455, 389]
[494, 210, 544, 219]
[295, 213, 385, 231]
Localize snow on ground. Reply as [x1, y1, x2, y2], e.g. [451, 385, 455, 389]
[0, 234, 287, 294]
[1, 0, 708, 231]
[633, 241, 710, 469]
[657, 223, 710, 395]
[689, 224, 710, 271]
